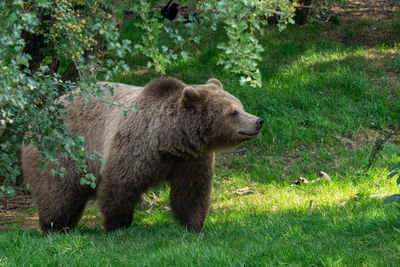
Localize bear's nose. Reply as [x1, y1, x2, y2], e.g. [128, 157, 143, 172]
[256, 118, 264, 129]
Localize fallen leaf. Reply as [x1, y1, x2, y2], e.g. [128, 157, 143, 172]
[233, 187, 255, 195]
[294, 177, 309, 185]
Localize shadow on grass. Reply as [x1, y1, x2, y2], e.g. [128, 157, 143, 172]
[3, 196, 397, 265]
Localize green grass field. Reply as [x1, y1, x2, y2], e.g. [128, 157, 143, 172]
[1, 7, 400, 266]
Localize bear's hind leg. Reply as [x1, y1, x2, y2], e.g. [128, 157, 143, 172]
[37, 190, 90, 233]
[39, 201, 86, 233]
[65, 198, 89, 229]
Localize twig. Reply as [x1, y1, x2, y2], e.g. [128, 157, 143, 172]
[308, 200, 313, 216]
[264, 8, 285, 16]
[324, 14, 332, 23]
[224, 0, 232, 14]
[0, 124, 7, 140]
[363, 130, 395, 171]
[73, 60, 82, 80]
[294, 5, 314, 9]
[67, 36, 82, 79]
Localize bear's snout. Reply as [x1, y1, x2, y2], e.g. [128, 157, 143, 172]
[256, 118, 264, 129]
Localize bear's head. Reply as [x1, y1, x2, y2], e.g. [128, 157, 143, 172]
[179, 78, 263, 152]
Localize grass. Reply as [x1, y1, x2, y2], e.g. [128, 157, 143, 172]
[1, 172, 400, 265]
[1, 7, 400, 266]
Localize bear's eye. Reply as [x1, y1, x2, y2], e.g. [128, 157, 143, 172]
[230, 110, 238, 116]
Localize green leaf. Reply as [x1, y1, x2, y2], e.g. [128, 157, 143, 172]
[397, 176, 400, 185]
[80, 177, 90, 185]
[397, 215, 400, 224]
[389, 162, 400, 171]
[37, 0, 51, 8]
[90, 182, 96, 189]
[50, 169, 57, 177]
[84, 97, 91, 106]
[383, 194, 400, 205]
[387, 172, 398, 179]
[6, 186, 15, 198]
[60, 167, 66, 177]
[38, 162, 47, 172]
[93, 150, 103, 157]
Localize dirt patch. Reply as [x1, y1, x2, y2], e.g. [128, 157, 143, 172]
[1, 211, 39, 230]
[335, 127, 390, 150]
[323, 0, 400, 47]
[332, 0, 399, 18]
[0, 190, 36, 230]
[0, 191, 33, 211]
[0, 195, 103, 231]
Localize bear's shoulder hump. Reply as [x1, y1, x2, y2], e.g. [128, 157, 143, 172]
[141, 77, 186, 98]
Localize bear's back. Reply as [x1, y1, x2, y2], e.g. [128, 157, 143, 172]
[63, 82, 144, 176]
[96, 82, 143, 102]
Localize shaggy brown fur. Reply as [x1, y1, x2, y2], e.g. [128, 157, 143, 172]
[21, 78, 263, 233]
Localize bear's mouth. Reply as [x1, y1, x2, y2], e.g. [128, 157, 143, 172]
[238, 131, 259, 138]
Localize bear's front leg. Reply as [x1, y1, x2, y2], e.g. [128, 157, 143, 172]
[97, 181, 141, 232]
[168, 155, 214, 232]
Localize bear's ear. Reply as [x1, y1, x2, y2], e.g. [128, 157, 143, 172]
[207, 78, 223, 89]
[180, 86, 202, 112]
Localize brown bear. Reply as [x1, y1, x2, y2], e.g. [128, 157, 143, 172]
[21, 78, 263, 233]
